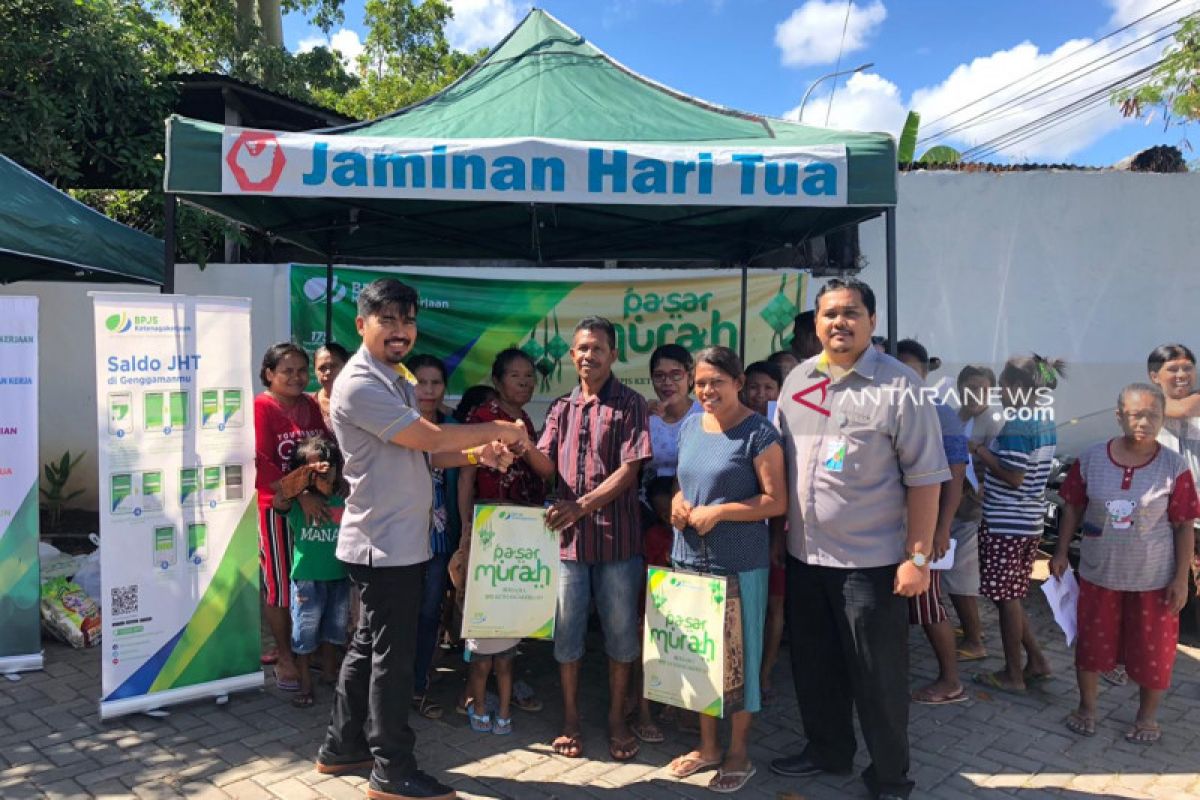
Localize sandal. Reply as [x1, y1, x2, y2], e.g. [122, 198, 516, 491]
[493, 716, 513, 736]
[1125, 722, 1161, 745]
[513, 680, 543, 712]
[1101, 667, 1128, 686]
[631, 720, 666, 744]
[552, 732, 584, 758]
[912, 686, 969, 705]
[260, 649, 279, 666]
[274, 670, 301, 693]
[291, 691, 315, 709]
[609, 734, 639, 762]
[972, 671, 1026, 695]
[668, 753, 721, 779]
[468, 708, 492, 733]
[1065, 711, 1096, 737]
[456, 692, 498, 716]
[955, 646, 987, 662]
[412, 694, 444, 720]
[709, 764, 756, 794]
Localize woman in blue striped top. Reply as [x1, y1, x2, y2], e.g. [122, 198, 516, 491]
[972, 354, 1063, 695]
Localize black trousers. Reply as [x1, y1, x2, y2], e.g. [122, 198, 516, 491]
[324, 561, 424, 782]
[785, 556, 914, 799]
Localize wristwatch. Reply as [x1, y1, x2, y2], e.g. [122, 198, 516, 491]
[908, 551, 929, 568]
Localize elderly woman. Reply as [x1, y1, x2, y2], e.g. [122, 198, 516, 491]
[1052, 383, 1199, 744]
[666, 346, 786, 793]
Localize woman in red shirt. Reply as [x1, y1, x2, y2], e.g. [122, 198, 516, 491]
[254, 342, 331, 690]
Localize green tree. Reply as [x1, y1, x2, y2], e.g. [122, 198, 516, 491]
[318, 0, 480, 119]
[1116, 13, 1200, 126]
[0, 0, 176, 187]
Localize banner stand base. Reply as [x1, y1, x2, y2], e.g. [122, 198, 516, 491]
[99, 672, 264, 721]
[1, 652, 44, 676]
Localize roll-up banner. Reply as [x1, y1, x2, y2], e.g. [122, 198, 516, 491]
[93, 294, 262, 719]
[0, 297, 42, 675]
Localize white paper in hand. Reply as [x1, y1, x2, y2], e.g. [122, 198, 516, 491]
[929, 538, 956, 571]
[1040, 570, 1080, 647]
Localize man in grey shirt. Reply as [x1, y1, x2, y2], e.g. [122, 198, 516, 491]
[770, 278, 948, 800]
[316, 279, 528, 800]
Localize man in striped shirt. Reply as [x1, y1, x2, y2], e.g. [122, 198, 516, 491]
[526, 317, 653, 762]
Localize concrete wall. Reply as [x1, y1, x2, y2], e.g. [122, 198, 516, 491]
[855, 170, 1200, 455]
[4, 170, 1199, 510]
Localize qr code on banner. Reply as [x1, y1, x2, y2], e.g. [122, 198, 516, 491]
[110, 585, 139, 617]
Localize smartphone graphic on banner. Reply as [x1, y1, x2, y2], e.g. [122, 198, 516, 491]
[180, 468, 200, 506]
[187, 523, 207, 563]
[224, 464, 244, 500]
[110, 473, 134, 515]
[223, 389, 244, 427]
[141, 471, 164, 512]
[144, 393, 165, 430]
[153, 526, 177, 569]
[169, 391, 189, 430]
[201, 390, 220, 428]
[108, 393, 133, 436]
[202, 466, 223, 504]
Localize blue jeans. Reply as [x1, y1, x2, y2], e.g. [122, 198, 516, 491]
[555, 556, 643, 664]
[290, 579, 351, 655]
[412, 551, 451, 694]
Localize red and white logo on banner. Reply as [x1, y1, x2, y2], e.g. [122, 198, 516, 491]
[225, 131, 287, 192]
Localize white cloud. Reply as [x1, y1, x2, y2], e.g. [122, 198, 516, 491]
[774, 0, 886, 68]
[785, 0, 1200, 162]
[297, 28, 364, 71]
[784, 71, 906, 132]
[447, 0, 522, 53]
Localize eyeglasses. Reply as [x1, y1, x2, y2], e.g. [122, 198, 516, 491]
[651, 370, 687, 384]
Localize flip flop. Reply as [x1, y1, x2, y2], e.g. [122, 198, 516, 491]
[668, 753, 721, 779]
[709, 764, 756, 794]
[609, 735, 639, 762]
[630, 721, 666, 744]
[1124, 722, 1161, 745]
[552, 733, 584, 758]
[1024, 672, 1052, 686]
[1101, 667, 1128, 687]
[955, 647, 987, 662]
[912, 687, 969, 705]
[260, 649, 279, 666]
[275, 673, 301, 693]
[291, 691, 315, 709]
[1066, 712, 1095, 737]
[513, 680, 543, 712]
[972, 672, 1026, 695]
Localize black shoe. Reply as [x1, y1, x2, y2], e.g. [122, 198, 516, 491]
[366, 771, 456, 800]
[314, 746, 374, 775]
[769, 753, 849, 778]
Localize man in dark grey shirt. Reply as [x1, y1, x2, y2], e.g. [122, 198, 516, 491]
[316, 279, 527, 800]
[771, 278, 948, 800]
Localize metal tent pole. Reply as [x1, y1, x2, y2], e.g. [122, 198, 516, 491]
[738, 264, 748, 364]
[162, 193, 177, 294]
[885, 208, 897, 356]
[324, 260, 334, 344]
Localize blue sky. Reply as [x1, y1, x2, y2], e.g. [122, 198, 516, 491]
[286, 0, 1200, 166]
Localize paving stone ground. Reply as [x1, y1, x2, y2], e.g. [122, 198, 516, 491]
[4, 560, 1200, 800]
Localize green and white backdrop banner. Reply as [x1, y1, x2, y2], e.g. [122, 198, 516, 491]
[93, 294, 262, 719]
[0, 296, 42, 675]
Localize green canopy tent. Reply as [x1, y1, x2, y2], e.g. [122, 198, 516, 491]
[0, 156, 163, 285]
[162, 9, 899, 344]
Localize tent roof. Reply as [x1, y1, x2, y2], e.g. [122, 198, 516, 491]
[164, 9, 896, 264]
[0, 156, 163, 285]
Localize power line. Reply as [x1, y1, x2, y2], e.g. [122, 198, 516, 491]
[918, 0, 1185, 134]
[963, 60, 1161, 158]
[920, 22, 1179, 146]
[826, 0, 853, 127]
[961, 60, 1162, 160]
